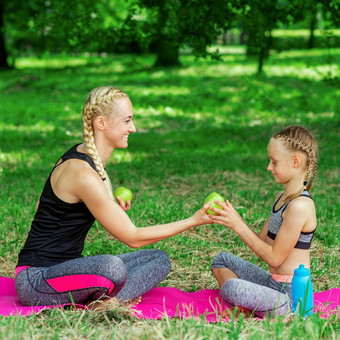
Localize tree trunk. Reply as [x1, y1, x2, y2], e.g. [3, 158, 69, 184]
[264, 30, 272, 58]
[154, 40, 180, 67]
[257, 30, 266, 74]
[0, 1, 9, 69]
[308, 14, 316, 49]
[222, 31, 227, 45]
[258, 45, 264, 74]
[246, 29, 257, 56]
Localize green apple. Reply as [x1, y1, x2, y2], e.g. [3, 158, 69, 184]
[204, 192, 225, 215]
[113, 187, 132, 205]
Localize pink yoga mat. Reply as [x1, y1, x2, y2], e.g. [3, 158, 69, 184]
[0, 277, 54, 317]
[130, 287, 340, 321]
[0, 277, 339, 320]
[131, 287, 231, 322]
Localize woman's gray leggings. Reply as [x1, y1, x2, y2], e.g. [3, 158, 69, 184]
[211, 252, 292, 317]
[15, 249, 171, 306]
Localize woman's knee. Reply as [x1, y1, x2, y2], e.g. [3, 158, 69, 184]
[103, 255, 128, 284]
[141, 249, 171, 274]
[158, 249, 171, 272]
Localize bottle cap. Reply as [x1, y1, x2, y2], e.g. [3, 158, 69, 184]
[294, 264, 311, 276]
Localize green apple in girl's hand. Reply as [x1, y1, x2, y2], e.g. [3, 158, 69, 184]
[204, 192, 225, 215]
[113, 187, 132, 205]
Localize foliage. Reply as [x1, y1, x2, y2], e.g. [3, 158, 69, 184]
[125, 0, 238, 64]
[222, 0, 340, 73]
[1, 0, 340, 70]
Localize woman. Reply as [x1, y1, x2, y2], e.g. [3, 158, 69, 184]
[15, 86, 212, 307]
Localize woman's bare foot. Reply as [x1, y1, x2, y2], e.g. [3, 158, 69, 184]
[222, 306, 253, 319]
[127, 296, 142, 306]
[85, 297, 120, 311]
[85, 296, 142, 312]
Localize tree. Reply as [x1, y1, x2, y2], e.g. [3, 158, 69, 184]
[0, 0, 129, 68]
[0, 0, 65, 68]
[32, 0, 103, 53]
[0, 0, 7, 68]
[0, 0, 38, 68]
[300, 0, 340, 49]
[306, 0, 319, 49]
[239, 0, 307, 73]
[124, 0, 238, 66]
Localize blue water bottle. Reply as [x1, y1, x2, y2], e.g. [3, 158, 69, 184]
[292, 264, 314, 317]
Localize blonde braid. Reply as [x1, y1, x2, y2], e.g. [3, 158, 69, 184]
[83, 104, 106, 179]
[280, 135, 317, 185]
[82, 86, 128, 199]
[272, 125, 318, 201]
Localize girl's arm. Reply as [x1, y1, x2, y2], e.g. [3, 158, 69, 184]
[258, 218, 270, 241]
[77, 169, 213, 248]
[209, 200, 309, 267]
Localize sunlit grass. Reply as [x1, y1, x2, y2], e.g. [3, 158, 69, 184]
[272, 29, 340, 37]
[14, 55, 98, 69]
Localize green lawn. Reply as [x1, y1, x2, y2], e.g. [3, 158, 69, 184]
[0, 49, 339, 339]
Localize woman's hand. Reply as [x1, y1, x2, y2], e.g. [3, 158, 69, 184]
[115, 196, 131, 212]
[192, 202, 215, 226]
[209, 200, 246, 231]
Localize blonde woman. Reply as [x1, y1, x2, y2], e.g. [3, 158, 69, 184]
[15, 86, 212, 307]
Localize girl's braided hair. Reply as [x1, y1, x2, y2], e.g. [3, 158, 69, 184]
[272, 125, 318, 197]
[82, 86, 128, 199]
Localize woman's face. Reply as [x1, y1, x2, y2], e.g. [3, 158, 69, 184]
[104, 97, 136, 149]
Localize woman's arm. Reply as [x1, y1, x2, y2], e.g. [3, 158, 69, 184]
[209, 200, 309, 267]
[76, 168, 213, 248]
[35, 196, 41, 211]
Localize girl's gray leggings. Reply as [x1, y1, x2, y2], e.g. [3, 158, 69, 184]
[15, 249, 171, 306]
[211, 252, 292, 317]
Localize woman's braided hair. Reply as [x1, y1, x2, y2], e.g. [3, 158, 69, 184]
[82, 86, 128, 199]
[272, 125, 318, 200]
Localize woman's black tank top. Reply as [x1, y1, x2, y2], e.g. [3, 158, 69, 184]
[17, 144, 98, 267]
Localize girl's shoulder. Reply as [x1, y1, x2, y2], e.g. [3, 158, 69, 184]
[283, 194, 316, 221]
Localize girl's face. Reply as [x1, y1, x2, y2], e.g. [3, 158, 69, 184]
[267, 138, 295, 184]
[105, 97, 136, 149]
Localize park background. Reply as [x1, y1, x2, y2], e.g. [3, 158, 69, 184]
[0, 0, 339, 339]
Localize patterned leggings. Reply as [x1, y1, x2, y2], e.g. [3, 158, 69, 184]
[211, 252, 292, 317]
[15, 249, 171, 306]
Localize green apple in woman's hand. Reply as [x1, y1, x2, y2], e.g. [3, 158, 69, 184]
[113, 187, 132, 205]
[204, 192, 225, 215]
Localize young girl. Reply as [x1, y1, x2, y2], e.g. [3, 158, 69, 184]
[209, 125, 318, 318]
[15, 86, 213, 307]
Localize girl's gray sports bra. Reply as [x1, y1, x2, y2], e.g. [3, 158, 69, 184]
[267, 190, 316, 250]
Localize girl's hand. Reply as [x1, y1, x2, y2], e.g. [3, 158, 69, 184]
[115, 196, 131, 212]
[209, 200, 245, 231]
[192, 202, 214, 226]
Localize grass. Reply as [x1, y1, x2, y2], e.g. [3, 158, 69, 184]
[0, 48, 339, 339]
